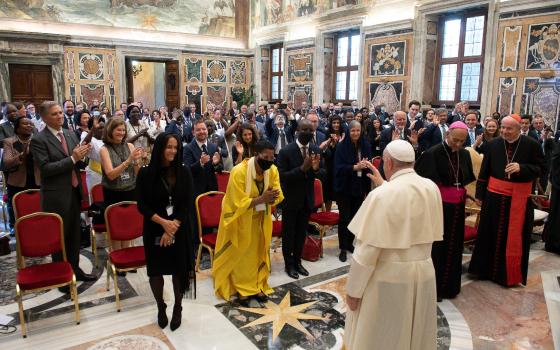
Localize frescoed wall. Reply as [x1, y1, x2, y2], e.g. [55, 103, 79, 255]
[3, 0, 236, 38]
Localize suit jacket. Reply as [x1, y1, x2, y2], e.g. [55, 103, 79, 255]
[62, 114, 76, 131]
[1, 136, 41, 187]
[255, 114, 267, 124]
[31, 127, 83, 214]
[166, 121, 193, 144]
[311, 130, 327, 148]
[379, 125, 414, 154]
[183, 140, 223, 197]
[0, 121, 15, 148]
[464, 126, 484, 147]
[265, 117, 294, 150]
[522, 129, 539, 141]
[277, 142, 325, 211]
[419, 123, 448, 151]
[406, 114, 424, 132]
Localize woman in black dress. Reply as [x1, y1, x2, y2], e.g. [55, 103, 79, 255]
[137, 132, 196, 331]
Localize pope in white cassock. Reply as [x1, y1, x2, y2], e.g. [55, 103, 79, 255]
[344, 140, 444, 350]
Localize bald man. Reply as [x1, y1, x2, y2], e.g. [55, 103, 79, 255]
[468, 116, 545, 287]
[415, 122, 475, 300]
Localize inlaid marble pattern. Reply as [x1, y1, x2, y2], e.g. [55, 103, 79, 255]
[287, 52, 313, 83]
[66, 324, 175, 350]
[521, 77, 560, 129]
[496, 77, 516, 117]
[526, 22, 560, 70]
[288, 85, 313, 108]
[500, 26, 522, 72]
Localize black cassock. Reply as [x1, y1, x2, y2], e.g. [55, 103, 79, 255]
[416, 142, 475, 299]
[468, 136, 545, 287]
[544, 141, 560, 254]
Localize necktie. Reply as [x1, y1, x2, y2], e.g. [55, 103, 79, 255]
[67, 116, 74, 131]
[301, 145, 308, 159]
[470, 130, 475, 144]
[279, 129, 286, 148]
[201, 144, 208, 155]
[216, 121, 222, 129]
[58, 132, 79, 188]
[312, 134, 317, 145]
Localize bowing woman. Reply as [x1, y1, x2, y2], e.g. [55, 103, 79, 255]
[334, 120, 372, 262]
[137, 132, 196, 331]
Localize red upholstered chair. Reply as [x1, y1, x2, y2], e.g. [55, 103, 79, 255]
[12, 189, 41, 220]
[195, 191, 224, 271]
[372, 156, 382, 170]
[464, 206, 481, 245]
[90, 183, 106, 267]
[216, 171, 230, 193]
[15, 213, 80, 337]
[104, 201, 145, 312]
[271, 206, 282, 252]
[309, 179, 340, 257]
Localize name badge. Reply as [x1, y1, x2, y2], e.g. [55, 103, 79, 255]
[357, 170, 362, 177]
[120, 172, 131, 181]
[255, 203, 266, 212]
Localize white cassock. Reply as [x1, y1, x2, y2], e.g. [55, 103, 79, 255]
[344, 168, 444, 350]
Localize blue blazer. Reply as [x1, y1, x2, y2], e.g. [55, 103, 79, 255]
[166, 121, 193, 144]
[419, 123, 447, 151]
[464, 126, 484, 147]
[265, 117, 294, 148]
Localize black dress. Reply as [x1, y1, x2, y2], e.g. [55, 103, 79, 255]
[137, 165, 195, 283]
[544, 141, 560, 254]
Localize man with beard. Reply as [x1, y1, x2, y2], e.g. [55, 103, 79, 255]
[468, 115, 545, 287]
[415, 121, 475, 300]
[62, 100, 76, 131]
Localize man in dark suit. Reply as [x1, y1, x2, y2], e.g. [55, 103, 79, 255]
[0, 103, 17, 148]
[419, 108, 449, 151]
[304, 111, 328, 149]
[520, 115, 538, 140]
[183, 120, 223, 197]
[265, 112, 294, 156]
[184, 103, 201, 122]
[255, 104, 267, 124]
[277, 119, 325, 279]
[379, 111, 420, 154]
[166, 110, 193, 144]
[31, 101, 96, 289]
[406, 100, 424, 131]
[464, 111, 484, 147]
[62, 100, 77, 132]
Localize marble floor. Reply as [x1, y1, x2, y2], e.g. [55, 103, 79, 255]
[0, 227, 558, 350]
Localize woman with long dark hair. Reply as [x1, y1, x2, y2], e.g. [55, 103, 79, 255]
[137, 132, 196, 331]
[232, 122, 258, 166]
[323, 115, 344, 212]
[333, 120, 372, 262]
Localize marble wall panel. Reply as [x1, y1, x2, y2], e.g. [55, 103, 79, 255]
[521, 78, 560, 130]
[288, 85, 313, 109]
[64, 47, 119, 111]
[207, 60, 228, 83]
[496, 77, 516, 117]
[207, 85, 227, 109]
[287, 52, 313, 83]
[526, 22, 560, 70]
[369, 41, 406, 77]
[230, 60, 247, 85]
[500, 26, 522, 72]
[368, 81, 403, 116]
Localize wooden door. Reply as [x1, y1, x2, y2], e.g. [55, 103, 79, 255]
[165, 60, 179, 110]
[9, 64, 54, 104]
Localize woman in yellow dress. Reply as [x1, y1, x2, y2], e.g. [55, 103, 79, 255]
[212, 140, 284, 306]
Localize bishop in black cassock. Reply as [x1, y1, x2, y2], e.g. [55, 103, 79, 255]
[416, 122, 475, 299]
[468, 116, 545, 287]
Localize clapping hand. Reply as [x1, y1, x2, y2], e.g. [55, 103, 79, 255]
[72, 143, 91, 161]
[235, 141, 244, 154]
[407, 130, 419, 145]
[310, 153, 321, 171]
[212, 151, 221, 165]
[261, 188, 280, 204]
[200, 152, 210, 166]
[364, 159, 384, 187]
[392, 129, 401, 141]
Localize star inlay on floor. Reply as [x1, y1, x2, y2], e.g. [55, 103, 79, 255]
[239, 291, 326, 340]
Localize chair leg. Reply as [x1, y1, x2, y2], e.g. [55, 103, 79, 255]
[106, 260, 110, 291]
[195, 244, 203, 272]
[16, 285, 27, 338]
[319, 226, 326, 258]
[207, 247, 215, 270]
[71, 277, 80, 325]
[91, 229, 97, 268]
[111, 264, 121, 312]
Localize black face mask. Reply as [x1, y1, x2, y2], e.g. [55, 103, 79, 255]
[257, 158, 274, 171]
[298, 131, 313, 145]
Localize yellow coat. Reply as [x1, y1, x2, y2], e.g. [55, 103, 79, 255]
[212, 158, 284, 300]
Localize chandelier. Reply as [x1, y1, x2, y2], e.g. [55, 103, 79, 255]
[132, 60, 143, 78]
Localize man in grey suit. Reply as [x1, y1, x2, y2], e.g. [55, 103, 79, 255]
[31, 101, 96, 291]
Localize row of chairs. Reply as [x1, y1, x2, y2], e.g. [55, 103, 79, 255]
[12, 188, 145, 337]
[194, 176, 341, 271]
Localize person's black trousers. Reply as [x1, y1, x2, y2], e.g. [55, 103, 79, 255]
[282, 208, 310, 267]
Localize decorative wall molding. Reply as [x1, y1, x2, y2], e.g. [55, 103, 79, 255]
[500, 26, 522, 72]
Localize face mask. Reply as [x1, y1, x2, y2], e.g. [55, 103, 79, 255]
[257, 158, 274, 171]
[298, 131, 313, 145]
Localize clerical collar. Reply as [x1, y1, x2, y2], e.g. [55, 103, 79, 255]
[505, 135, 521, 144]
[390, 168, 415, 181]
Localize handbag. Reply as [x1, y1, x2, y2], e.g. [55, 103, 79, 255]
[302, 235, 322, 262]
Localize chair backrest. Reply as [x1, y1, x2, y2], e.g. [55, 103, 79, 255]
[372, 156, 382, 169]
[15, 213, 65, 268]
[313, 179, 324, 209]
[13, 189, 41, 220]
[216, 172, 230, 193]
[91, 183, 104, 204]
[195, 191, 224, 238]
[105, 202, 143, 243]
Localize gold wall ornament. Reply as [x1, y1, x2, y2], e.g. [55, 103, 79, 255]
[132, 61, 143, 79]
